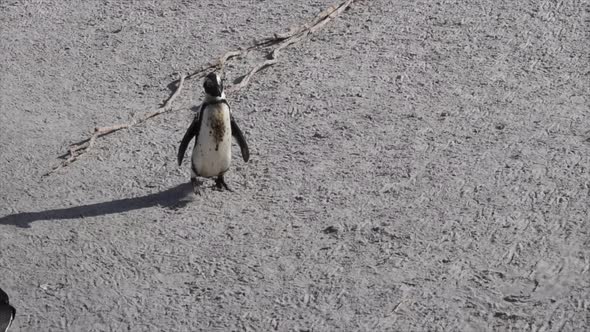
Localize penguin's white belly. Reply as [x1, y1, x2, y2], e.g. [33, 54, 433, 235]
[192, 105, 232, 177]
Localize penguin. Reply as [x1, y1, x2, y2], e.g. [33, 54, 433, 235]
[0, 287, 15, 332]
[177, 72, 250, 194]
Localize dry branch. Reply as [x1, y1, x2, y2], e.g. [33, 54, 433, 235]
[45, 0, 357, 176]
[226, 0, 354, 93]
[44, 75, 185, 176]
[226, 58, 278, 94]
[186, 50, 243, 81]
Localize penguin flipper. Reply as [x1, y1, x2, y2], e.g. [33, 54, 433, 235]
[0, 288, 14, 332]
[0, 288, 8, 305]
[0, 304, 15, 332]
[230, 115, 249, 162]
[177, 116, 201, 166]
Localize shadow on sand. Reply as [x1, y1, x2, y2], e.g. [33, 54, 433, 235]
[0, 183, 194, 228]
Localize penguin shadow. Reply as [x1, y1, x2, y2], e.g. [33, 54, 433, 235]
[0, 183, 194, 229]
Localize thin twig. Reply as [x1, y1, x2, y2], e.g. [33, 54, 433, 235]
[159, 74, 185, 111]
[226, 58, 278, 94]
[44, 75, 185, 176]
[226, 0, 354, 93]
[186, 50, 243, 80]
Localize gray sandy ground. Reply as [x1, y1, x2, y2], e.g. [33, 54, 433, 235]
[1, 0, 589, 331]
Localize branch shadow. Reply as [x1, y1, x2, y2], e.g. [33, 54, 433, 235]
[161, 78, 183, 107]
[0, 183, 194, 229]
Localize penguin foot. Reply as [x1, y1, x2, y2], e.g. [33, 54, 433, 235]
[191, 177, 202, 195]
[215, 176, 233, 192]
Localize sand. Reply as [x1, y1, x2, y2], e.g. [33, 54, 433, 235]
[1, 0, 589, 330]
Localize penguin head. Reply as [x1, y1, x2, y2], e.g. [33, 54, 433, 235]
[203, 72, 224, 97]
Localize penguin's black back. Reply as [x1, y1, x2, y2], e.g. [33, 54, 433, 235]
[0, 288, 7, 305]
[0, 287, 15, 332]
